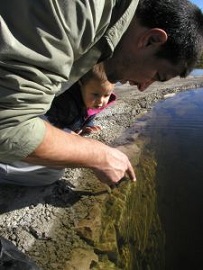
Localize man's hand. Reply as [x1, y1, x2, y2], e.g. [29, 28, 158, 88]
[25, 121, 136, 184]
[92, 147, 136, 185]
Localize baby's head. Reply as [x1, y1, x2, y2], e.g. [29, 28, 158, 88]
[80, 65, 115, 109]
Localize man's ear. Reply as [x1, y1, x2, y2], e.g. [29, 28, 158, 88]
[138, 28, 168, 48]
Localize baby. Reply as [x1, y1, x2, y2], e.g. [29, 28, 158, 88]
[46, 64, 116, 135]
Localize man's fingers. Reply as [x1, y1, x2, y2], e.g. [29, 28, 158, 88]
[92, 146, 137, 185]
[126, 161, 136, 182]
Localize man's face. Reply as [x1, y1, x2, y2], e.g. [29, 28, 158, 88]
[104, 48, 185, 92]
[103, 22, 185, 92]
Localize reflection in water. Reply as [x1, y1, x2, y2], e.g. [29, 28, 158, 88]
[144, 88, 203, 270]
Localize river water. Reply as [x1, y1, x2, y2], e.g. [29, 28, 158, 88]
[142, 87, 203, 269]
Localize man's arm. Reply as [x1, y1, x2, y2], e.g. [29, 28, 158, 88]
[25, 121, 136, 184]
[0, 0, 114, 163]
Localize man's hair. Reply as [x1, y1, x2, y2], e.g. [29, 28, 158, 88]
[136, 0, 203, 76]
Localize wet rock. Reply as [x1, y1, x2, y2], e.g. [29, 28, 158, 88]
[65, 248, 98, 270]
[75, 204, 102, 244]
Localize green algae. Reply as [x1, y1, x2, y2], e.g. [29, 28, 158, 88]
[92, 142, 165, 270]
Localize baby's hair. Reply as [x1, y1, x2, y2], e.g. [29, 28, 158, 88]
[80, 64, 108, 85]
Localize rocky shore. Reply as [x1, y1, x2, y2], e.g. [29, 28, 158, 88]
[0, 75, 203, 270]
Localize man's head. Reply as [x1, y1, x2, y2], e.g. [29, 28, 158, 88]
[136, 0, 203, 68]
[103, 0, 203, 91]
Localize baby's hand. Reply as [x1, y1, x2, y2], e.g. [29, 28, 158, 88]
[79, 126, 101, 136]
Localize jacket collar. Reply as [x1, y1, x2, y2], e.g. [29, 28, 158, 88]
[104, 0, 140, 52]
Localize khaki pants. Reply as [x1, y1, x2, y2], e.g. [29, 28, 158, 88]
[0, 161, 64, 186]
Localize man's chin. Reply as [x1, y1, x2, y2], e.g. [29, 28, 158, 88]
[119, 80, 128, 84]
[106, 77, 118, 84]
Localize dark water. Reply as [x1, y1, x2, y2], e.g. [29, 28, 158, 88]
[144, 88, 203, 270]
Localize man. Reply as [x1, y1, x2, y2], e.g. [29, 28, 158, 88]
[0, 0, 202, 185]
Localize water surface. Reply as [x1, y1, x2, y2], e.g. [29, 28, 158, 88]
[144, 87, 203, 269]
[190, 68, 203, 77]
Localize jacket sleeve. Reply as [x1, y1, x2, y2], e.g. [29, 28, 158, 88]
[0, 0, 112, 162]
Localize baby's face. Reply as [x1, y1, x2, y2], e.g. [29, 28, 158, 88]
[81, 78, 114, 109]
